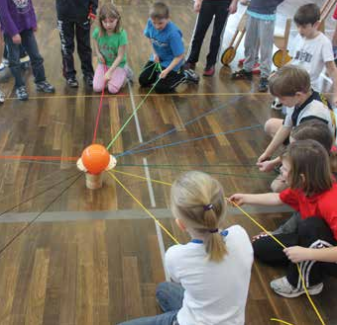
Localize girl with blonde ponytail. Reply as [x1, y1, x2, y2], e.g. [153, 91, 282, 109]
[118, 171, 253, 325]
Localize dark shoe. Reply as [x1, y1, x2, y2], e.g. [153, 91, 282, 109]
[36, 81, 55, 93]
[184, 69, 200, 84]
[84, 75, 93, 87]
[16, 86, 29, 101]
[231, 69, 253, 80]
[258, 77, 268, 92]
[66, 77, 79, 88]
[203, 65, 215, 77]
[184, 61, 196, 70]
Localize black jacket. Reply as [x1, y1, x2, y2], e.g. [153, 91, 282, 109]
[56, 0, 98, 21]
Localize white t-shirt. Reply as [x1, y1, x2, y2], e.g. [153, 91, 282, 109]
[289, 32, 334, 91]
[165, 225, 253, 325]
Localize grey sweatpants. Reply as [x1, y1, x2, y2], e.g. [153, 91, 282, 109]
[243, 15, 275, 78]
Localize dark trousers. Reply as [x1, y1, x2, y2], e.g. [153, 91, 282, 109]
[187, 0, 230, 67]
[3, 45, 27, 60]
[253, 217, 337, 288]
[57, 19, 94, 79]
[138, 61, 186, 93]
[4, 29, 46, 88]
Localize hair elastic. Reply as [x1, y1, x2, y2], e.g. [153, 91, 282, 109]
[209, 228, 218, 234]
[203, 204, 214, 211]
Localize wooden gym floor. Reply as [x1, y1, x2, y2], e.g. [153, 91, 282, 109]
[0, 0, 336, 324]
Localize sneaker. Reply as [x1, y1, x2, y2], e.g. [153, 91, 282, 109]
[36, 81, 55, 93]
[15, 86, 29, 101]
[231, 69, 253, 80]
[203, 65, 215, 77]
[184, 61, 196, 70]
[2, 59, 9, 67]
[66, 77, 79, 88]
[0, 89, 5, 104]
[270, 276, 323, 298]
[125, 64, 134, 83]
[83, 75, 93, 87]
[258, 77, 268, 92]
[271, 98, 283, 110]
[184, 69, 200, 84]
[0, 63, 5, 71]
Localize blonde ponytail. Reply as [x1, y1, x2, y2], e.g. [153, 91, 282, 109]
[171, 171, 228, 262]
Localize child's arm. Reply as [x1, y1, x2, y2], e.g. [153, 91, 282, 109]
[159, 54, 185, 79]
[105, 45, 127, 79]
[284, 246, 337, 263]
[258, 125, 291, 163]
[194, 0, 202, 12]
[257, 156, 281, 172]
[230, 192, 283, 206]
[325, 61, 337, 106]
[92, 38, 105, 65]
[228, 0, 239, 14]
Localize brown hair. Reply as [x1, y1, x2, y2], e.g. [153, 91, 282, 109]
[281, 140, 333, 196]
[291, 120, 337, 174]
[98, 2, 122, 35]
[294, 3, 320, 26]
[171, 171, 227, 262]
[150, 2, 169, 19]
[269, 65, 311, 97]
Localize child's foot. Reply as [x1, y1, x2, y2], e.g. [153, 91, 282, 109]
[271, 98, 283, 110]
[231, 69, 253, 80]
[16, 86, 29, 101]
[270, 276, 323, 298]
[66, 77, 79, 88]
[203, 65, 215, 77]
[184, 69, 199, 84]
[184, 61, 196, 70]
[36, 81, 55, 93]
[258, 77, 268, 92]
[0, 90, 5, 104]
[0, 63, 5, 71]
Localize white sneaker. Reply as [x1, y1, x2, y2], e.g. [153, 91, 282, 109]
[125, 64, 134, 83]
[271, 98, 283, 111]
[0, 63, 5, 71]
[0, 89, 5, 104]
[270, 276, 323, 298]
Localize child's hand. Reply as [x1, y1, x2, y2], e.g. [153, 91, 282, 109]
[12, 34, 21, 44]
[284, 246, 313, 263]
[257, 152, 270, 164]
[160, 69, 169, 79]
[257, 160, 275, 172]
[98, 53, 105, 65]
[229, 194, 246, 206]
[104, 70, 111, 81]
[228, 1, 238, 14]
[194, 0, 202, 12]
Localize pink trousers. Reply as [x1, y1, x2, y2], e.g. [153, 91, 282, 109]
[93, 64, 127, 94]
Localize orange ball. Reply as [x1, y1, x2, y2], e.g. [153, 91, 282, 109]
[81, 144, 110, 175]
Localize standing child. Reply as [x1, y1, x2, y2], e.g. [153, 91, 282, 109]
[56, 0, 97, 88]
[92, 3, 129, 94]
[231, 140, 337, 298]
[118, 171, 253, 325]
[0, 0, 55, 101]
[231, 0, 284, 92]
[139, 2, 200, 94]
[184, 0, 239, 76]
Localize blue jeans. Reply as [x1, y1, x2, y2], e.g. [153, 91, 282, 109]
[118, 282, 184, 325]
[4, 29, 46, 88]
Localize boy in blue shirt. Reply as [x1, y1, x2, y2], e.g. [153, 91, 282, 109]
[139, 2, 199, 93]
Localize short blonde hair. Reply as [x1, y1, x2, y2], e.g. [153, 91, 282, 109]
[269, 65, 311, 97]
[171, 171, 227, 262]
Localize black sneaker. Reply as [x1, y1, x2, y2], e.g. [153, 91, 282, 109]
[36, 81, 55, 93]
[258, 77, 268, 92]
[231, 69, 253, 80]
[184, 69, 200, 84]
[15, 86, 29, 101]
[66, 77, 79, 88]
[84, 75, 93, 87]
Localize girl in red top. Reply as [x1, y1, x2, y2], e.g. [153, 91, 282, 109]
[230, 139, 337, 298]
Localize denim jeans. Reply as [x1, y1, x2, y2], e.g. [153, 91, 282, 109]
[118, 282, 184, 325]
[4, 29, 46, 88]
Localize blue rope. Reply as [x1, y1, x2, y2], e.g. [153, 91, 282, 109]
[119, 124, 263, 157]
[116, 96, 242, 158]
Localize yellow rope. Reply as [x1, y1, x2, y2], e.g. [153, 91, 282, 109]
[110, 169, 325, 325]
[108, 171, 179, 245]
[112, 169, 172, 186]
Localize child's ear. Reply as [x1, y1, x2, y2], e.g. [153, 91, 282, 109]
[175, 218, 186, 231]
